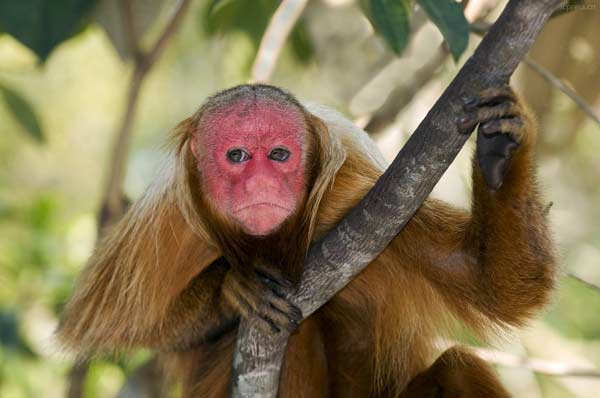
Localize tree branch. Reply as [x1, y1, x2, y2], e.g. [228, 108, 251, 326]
[568, 272, 600, 294]
[100, 0, 191, 226]
[523, 57, 600, 128]
[250, 0, 309, 83]
[472, 20, 600, 130]
[359, 0, 503, 134]
[68, 2, 190, 397]
[230, 1, 567, 397]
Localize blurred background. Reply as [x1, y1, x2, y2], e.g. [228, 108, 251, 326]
[0, 0, 599, 397]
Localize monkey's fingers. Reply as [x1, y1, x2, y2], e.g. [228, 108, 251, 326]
[479, 117, 524, 142]
[255, 266, 293, 293]
[222, 269, 301, 333]
[257, 291, 302, 333]
[457, 85, 528, 190]
[222, 278, 281, 334]
[463, 86, 516, 111]
[221, 283, 260, 327]
[255, 270, 303, 332]
[458, 86, 520, 135]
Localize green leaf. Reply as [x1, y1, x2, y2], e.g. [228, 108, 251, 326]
[364, 0, 411, 55]
[203, 0, 276, 39]
[0, 310, 36, 357]
[0, 0, 97, 61]
[202, 0, 314, 64]
[0, 84, 44, 143]
[417, 0, 469, 62]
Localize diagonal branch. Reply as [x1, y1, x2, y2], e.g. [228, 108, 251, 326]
[230, 0, 567, 397]
[568, 272, 600, 294]
[523, 57, 600, 128]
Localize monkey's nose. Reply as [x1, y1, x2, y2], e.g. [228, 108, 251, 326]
[244, 174, 279, 194]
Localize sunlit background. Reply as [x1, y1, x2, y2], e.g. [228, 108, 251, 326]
[0, 0, 599, 397]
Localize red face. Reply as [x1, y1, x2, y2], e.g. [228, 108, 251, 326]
[191, 98, 307, 236]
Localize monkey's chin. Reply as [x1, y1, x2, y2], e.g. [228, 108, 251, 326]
[234, 203, 291, 237]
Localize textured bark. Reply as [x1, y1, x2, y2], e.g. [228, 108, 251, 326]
[230, 0, 567, 397]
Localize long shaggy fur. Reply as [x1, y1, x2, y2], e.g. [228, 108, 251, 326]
[58, 85, 555, 397]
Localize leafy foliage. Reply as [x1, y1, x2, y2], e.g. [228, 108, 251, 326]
[0, 311, 35, 357]
[544, 277, 600, 339]
[361, 0, 469, 60]
[203, 0, 314, 66]
[0, 0, 97, 61]
[417, 0, 469, 61]
[363, 0, 411, 55]
[0, 84, 44, 143]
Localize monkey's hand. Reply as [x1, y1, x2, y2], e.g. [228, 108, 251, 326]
[458, 86, 528, 191]
[221, 266, 303, 334]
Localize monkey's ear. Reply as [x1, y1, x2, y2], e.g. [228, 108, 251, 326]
[189, 135, 201, 161]
[172, 117, 200, 157]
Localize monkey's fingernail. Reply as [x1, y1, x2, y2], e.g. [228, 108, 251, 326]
[290, 306, 303, 322]
[289, 320, 300, 331]
[462, 96, 478, 109]
[457, 117, 473, 134]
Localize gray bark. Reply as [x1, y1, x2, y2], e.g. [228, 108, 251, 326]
[230, 0, 567, 397]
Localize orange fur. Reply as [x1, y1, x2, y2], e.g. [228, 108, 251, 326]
[58, 85, 555, 397]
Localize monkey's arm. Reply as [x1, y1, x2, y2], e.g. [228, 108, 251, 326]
[392, 88, 556, 326]
[145, 257, 241, 350]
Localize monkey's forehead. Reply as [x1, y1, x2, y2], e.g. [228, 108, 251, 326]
[199, 98, 306, 148]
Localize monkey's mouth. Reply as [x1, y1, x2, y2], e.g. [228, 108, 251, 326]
[234, 202, 292, 213]
[233, 203, 294, 236]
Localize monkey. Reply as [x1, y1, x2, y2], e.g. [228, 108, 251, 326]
[58, 84, 555, 397]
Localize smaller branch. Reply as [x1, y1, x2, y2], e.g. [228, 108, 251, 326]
[70, 3, 192, 398]
[567, 272, 600, 293]
[250, 0, 309, 83]
[145, 0, 191, 71]
[358, 0, 502, 134]
[67, 360, 90, 398]
[523, 58, 600, 128]
[101, 71, 145, 225]
[473, 347, 600, 378]
[101, 0, 191, 225]
[120, 0, 141, 59]
[90, 0, 192, 394]
[472, 21, 600, 129]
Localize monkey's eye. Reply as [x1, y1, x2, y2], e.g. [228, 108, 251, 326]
[268, 147, 291, 162]
[226, 148, 251, 163]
